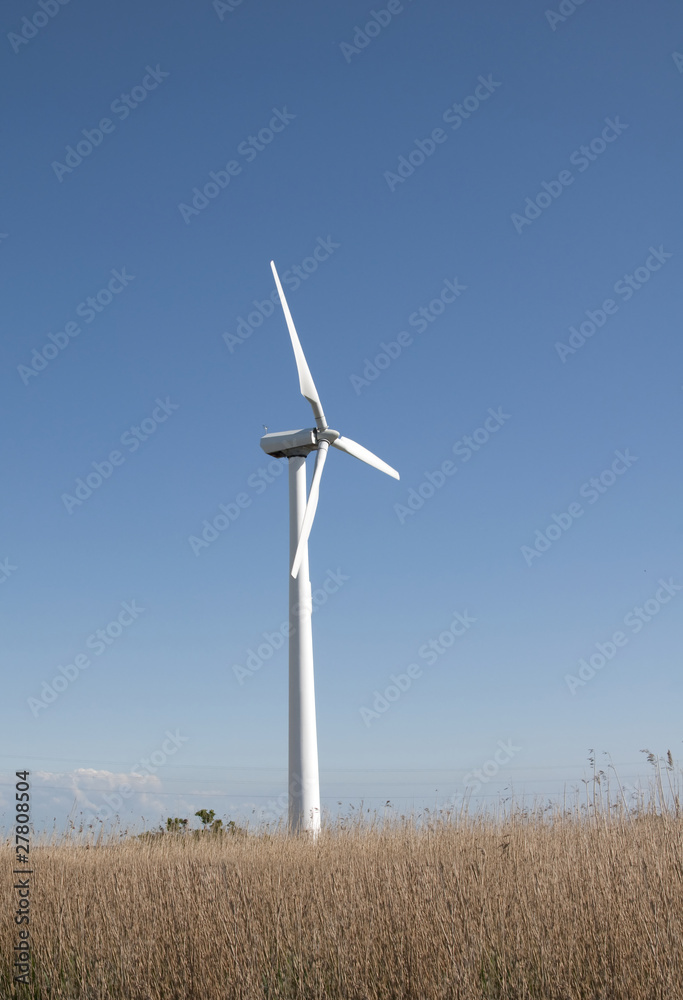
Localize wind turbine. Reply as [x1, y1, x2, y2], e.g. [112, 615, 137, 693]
[260, 261, 400, 836]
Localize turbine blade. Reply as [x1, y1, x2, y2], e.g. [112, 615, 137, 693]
[270, 260, 327, 430]
[291, 442, 329, 579]
[331, 436, 400, 480]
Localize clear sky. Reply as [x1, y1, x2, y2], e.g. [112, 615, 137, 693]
[2, 0, 682, 831]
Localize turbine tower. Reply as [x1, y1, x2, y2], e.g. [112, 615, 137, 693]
[261, 261, 400, 835]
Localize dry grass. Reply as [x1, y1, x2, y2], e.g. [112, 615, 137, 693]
[3, 796, 683, 999]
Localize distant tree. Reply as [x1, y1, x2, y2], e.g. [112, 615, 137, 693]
[195, 809, 215, 830]
[166, 817, 188, 833]
[195, 809, 226, 834]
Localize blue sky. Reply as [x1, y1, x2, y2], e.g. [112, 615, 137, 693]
[1, 0, 682, 831]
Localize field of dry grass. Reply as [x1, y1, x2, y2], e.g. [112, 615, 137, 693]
[3, 790, 683, 1000]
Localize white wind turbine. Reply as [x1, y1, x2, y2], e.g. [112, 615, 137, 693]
[260, 261, 400, 836]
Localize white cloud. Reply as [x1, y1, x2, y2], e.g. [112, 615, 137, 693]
[32, 768, 160, 809]
[11, 769, 165, 827]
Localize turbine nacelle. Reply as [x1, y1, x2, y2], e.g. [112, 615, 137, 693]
[260, 428, 317, 458]
[260, 428, 341, 459]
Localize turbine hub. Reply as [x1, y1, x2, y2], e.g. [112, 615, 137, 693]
[317, 428, 340, 445]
